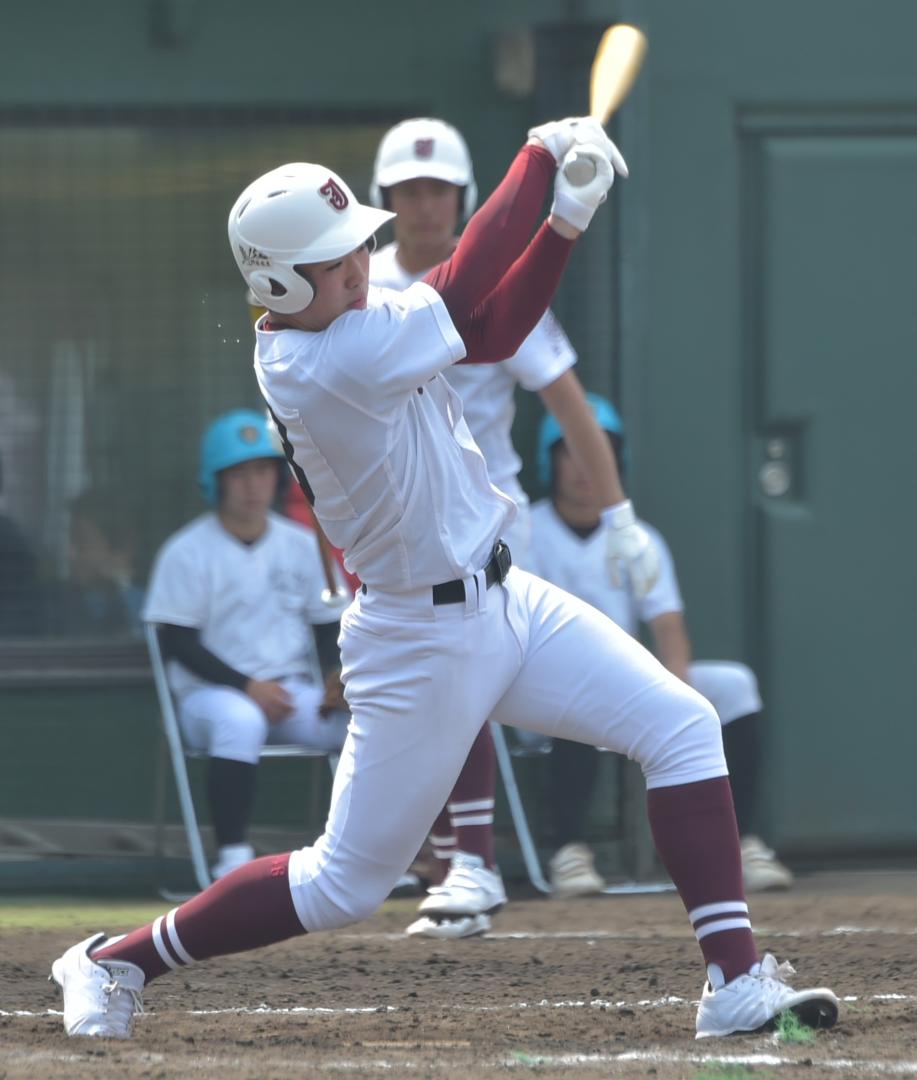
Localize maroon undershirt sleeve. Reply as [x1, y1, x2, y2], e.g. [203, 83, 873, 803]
[457, 222, 575, 364]
[422, 143, 556, 327]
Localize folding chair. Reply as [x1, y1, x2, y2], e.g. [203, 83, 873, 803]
[146, 622, 339, 899]
[491, 722, 674, 895]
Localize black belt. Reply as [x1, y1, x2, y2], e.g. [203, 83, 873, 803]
[432, 540, 512, 605]
[360, 541, 512, 606]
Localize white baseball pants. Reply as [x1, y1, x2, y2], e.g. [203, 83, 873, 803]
[178, 677, 349, 764]
[286, 567, 724, 932]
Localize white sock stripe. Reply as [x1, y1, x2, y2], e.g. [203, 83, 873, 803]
[695, 917, 752, 941]
[689, 900, 749, 924]
[448, 798, 495, 813]
[166, 907, 195, 965]
[152, 915, 181, 971]
[430, 833, 457, 846]
[450, 813, 494, 827]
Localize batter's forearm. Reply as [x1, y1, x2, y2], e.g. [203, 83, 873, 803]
[423, 144, 555, 326]
[458, 223, 575, 364]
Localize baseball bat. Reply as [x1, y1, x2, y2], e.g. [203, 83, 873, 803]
[563, 24, 648, 186]
[313, 515, 347, 605]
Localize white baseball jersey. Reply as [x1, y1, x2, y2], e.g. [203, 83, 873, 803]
[528, 500, 682, 635]
[254, 283, 516, 591]
[142, 511, 336, 700]
[370, 243, 576, 505]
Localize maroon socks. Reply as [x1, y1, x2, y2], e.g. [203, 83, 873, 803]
[92, 853, 305, 983]
[647, 776, 759, 983]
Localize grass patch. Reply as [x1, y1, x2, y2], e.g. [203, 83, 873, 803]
[694, 1066, 752, 1080]
[0, 896, 168, 931]
[774, 1008, 816, 1045]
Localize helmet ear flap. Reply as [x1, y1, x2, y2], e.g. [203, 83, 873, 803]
[249, 269, 314, 312]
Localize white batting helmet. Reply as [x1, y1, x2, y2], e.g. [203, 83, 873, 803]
[369, 118, 477, 221]
[228, 163, 394, 314]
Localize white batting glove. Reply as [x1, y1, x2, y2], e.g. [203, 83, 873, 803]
[551, 144, 614, 231]
[569, 118, 629, 179]
[601, 500, 660, 600]
[527, 117, 583, 163]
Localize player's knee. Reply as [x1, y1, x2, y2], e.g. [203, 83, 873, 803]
[289, 874, 387, 931]
[210, 693, 269, 763]
[715, 662, 762, 724]
[640, 684, 725, 787]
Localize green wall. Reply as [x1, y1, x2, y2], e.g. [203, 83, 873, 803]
[3, 0, 917, 864]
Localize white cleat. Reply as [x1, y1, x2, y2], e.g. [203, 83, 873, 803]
[695, 953, 839, 1039]
[741, 835, 794, 892]
[405, 913, 492, 939]
[50, 933, 145, 1038]
[417, 852, 507, 918]
[549, 843, 606, 898]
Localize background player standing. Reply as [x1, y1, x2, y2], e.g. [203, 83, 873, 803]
[143, 409, 349, 880]
[368, 117, 659, 938]
[51, 122, 837, 1043]
[529, 395, 793, 895]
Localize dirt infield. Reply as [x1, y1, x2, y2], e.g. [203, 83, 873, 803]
[2, 871, 916, 1078]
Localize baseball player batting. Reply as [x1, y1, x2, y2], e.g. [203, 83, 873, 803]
[50, 118, 838, 1042]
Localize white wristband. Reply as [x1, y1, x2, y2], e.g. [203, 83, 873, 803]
[600, 499, 635, 530]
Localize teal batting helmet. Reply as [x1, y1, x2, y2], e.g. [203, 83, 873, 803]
[536, 393, 626, 488]
[198, 409, 284, 504]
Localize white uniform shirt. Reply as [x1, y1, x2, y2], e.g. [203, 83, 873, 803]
[254, 282, 515, 592]
[143, 511, 336, 700]
[370, 243, 577, 505]
[528, 500, 683, 636]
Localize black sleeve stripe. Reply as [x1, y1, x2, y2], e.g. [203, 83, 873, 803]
[266, 404, 316, 507]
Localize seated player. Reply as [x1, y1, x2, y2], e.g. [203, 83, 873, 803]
[528, 395, 793, 896]
[143, 409, 349, 880]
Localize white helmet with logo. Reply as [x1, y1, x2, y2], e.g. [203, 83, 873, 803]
[369, 118, 477, 221]
[228, 162, 395, 314]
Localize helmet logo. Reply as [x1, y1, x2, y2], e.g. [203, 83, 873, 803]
[319, 178, 349, 211]
[239, 425, 259, 444]
[414, 138, 434, 159]
[239, 244, 270, 267]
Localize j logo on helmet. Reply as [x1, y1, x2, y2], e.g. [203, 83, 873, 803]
[414, 138, 435, 159]
[319, 178, 349, 211]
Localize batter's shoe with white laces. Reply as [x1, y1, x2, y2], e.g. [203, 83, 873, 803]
[50, 932, 145, 1038]
[695, 953, 839, 1039]
[549, 843, 606, 898]
[741, 835, 794, 892]
[416, 852, 507, 918]
[405, 913, 492, 939]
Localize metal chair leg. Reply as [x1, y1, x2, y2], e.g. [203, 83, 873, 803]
[490, 722, 551, 894]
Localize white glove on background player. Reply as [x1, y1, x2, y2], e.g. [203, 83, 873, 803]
[551, 143, 615, 231]
[527, 117, 628, 179]
[601, 499, 660, 599]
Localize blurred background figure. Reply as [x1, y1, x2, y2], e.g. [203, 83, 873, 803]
[0, 451, 42, 637]
[143, 409, 349, 880]
[528, 394, 793, 896]
[58, 488, 146, 638]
